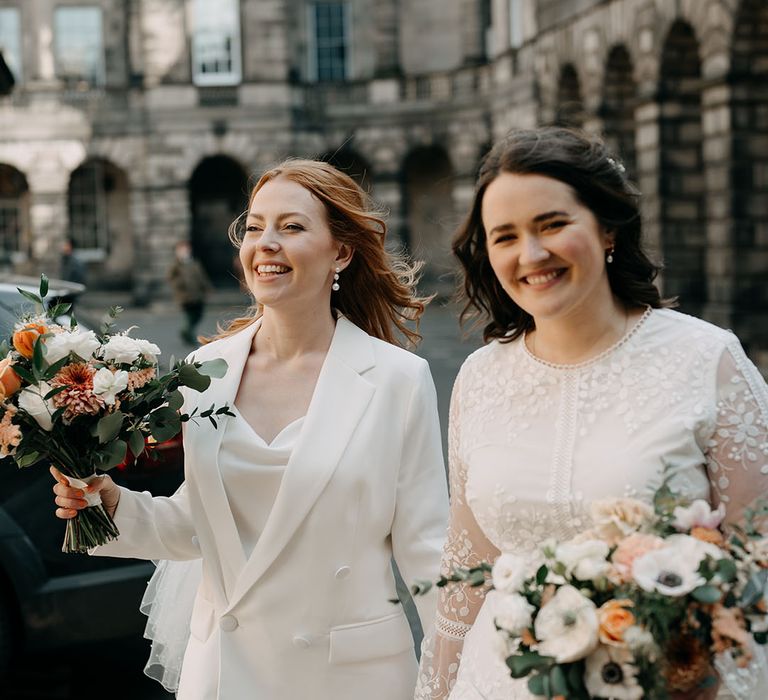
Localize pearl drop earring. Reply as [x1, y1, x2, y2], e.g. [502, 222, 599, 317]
[332, 267, 341, 291]
[606, 245, 615, 264]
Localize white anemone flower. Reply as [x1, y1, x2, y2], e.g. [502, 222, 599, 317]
[556, 539, 611, 582]
[492, 553, 529, 594]
[134, 338, 161, 363]
[632, 534, 722, 597]
[534, 585, 599, 662]
[584, 645, 644, 700]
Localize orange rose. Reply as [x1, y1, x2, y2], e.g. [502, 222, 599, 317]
[12, 323, 47, 359]
[691, 526, 725, 547]
[598, 599, 635, 646]
[0, 357, 22, 399]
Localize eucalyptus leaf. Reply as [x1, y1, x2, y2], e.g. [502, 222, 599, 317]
[507, 652, 554, 679]
[15, 450, 41, 468]
[549, 665, 569, 696]
[527, 674, 545, 696]
[692, 585, 722, 604]
[536, 564, 549, 586]
[96, 411, 125, 444]
[148, 406, 182, 442]
[716, 558, 738, 583]
[741, 569, 768, 608]
[98, 439, 128, 470]
[177, 363, 211, 393]
[128, 429, 145, 459]
[197, 358, 228, 379]
[167, 390, 184, 411]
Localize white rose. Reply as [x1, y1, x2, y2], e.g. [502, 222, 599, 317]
[632, 534, 722, 597]
[44, 329, 101, 364]
[133, 338, 161, 362]
[672, 500, 726, 531]
[535, 585, 599, 663]
[492, 553, 529, 594]
[101, 335, 142, 365]
[92, 367, 129, 405]
[556, 539, 611, 582]
[18, 381, 56, 431]
[494, 593, 535, 635]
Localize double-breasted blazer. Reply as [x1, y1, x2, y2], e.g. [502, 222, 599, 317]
[92, 316, 449, 699]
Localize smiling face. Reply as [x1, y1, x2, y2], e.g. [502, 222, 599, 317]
[482, 171, 614, 325]
[239, 177, 346, 312]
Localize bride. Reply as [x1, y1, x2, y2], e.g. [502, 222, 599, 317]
[415, 127, 768, 699]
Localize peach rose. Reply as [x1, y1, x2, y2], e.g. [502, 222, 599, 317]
[598, 599, 635, 646]
[612, 532, 666, 581]
[591, 498, 655, 545]
[12, 323, 47, 359]
[0, 357, 22, 399]
[690, 526, 725, 547]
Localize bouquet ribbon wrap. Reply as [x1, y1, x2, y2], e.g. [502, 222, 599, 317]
[68, 474, 105, 509]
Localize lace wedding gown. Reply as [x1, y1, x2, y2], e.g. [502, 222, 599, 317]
[415, 309, 768, 699]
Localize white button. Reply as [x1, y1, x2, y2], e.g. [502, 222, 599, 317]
[191, 536, 200, 548]
[220, 615, 238, 632]
[292, 635, 311, 649]
[334, 566, 351, 580]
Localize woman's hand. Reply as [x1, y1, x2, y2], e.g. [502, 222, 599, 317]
[50, 466, 121, 520]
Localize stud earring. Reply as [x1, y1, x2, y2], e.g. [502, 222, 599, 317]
[332, 267, 341, 291]
[606, 245, 615, 264]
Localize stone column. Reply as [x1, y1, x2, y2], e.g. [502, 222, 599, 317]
[373, 0, 400, 77]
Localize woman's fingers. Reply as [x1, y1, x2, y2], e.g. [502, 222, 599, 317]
[55, 507, 78, 520]
[55, 494, 89, 511]
[49, 465, 69, 486]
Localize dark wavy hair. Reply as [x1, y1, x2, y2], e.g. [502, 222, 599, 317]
[454, 127, 671, 343]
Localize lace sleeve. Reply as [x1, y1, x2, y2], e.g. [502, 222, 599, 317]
[415, 368, 501, 699]
[705, 341, 768, 528]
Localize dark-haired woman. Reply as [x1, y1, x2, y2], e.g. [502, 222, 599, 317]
[415, 128, 768, 699]
[52, 159, 448, 700]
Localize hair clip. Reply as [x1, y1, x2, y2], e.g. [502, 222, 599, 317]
[607, 157, 626, 174]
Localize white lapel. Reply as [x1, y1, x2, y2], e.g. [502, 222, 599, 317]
[186, 320, 260, 603]
[227, 317, 376, 608]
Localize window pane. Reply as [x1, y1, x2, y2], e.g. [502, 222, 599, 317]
[0, 8, 22, 81]
[0, 165, 28, 255]
[509, 0, 524, 48]
[68, 162, 109, 250]
[313, 2, 347, 82]
[54, 7, 103, 85]
[192, 0, 241, 86]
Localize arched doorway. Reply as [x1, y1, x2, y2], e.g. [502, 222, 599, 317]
[730, 0, 768, 358]
[400, 145, 455, 290]
[188, 155, 249, 287]
[0, 163, 30, 266]
[555, 63, 584, 128]
[601, 45, 637, 178]
[319, 148, 373, 193]
[658, 20, 705, 316]
[68, 158, 133, 288]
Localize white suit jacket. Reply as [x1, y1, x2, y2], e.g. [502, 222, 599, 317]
[93, 317, 449, 699]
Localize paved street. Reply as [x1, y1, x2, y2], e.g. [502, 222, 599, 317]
[7, 291, 480, 699]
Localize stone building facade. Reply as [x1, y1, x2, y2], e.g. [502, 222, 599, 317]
[0, 0, 766, 369]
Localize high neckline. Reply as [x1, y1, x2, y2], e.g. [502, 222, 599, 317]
[521, 306, 653, 370]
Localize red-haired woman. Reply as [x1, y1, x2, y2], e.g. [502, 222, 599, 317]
[52, 159, 448, 700]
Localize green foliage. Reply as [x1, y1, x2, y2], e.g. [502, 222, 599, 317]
[177, 362, 212, 392]
[148, 406, 182, 442]
[692, 585, 722, 604]
[95, 411, 125, 444]
[506, 651, 554, 679]
[197, 358, 228, 379]
[16, 287, 43, 306]
[128, 429, 145, 459]
[39, 273, 49, 299]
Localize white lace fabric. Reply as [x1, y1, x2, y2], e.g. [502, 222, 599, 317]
[415, 309, 768, 699]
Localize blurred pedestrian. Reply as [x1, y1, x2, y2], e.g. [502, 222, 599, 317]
[167, 240, 212, 345]
[60, 237, 87, 286]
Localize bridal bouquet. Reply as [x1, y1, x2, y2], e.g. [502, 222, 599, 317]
[418, 476, 768, 699]
[0, 275, 232, 553]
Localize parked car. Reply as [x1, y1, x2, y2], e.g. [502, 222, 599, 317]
[0, 277, 185, 674]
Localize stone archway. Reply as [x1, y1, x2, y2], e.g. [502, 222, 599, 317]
[319, 147, 373, 193]
[601, 45, 637, 178]
[729, 0, 768, 359]
[188, 155, 249, 287]
[400, 145, 455, 291]
[68, 158, 133, 288]
[555, 63, 584, 128]
[0, 163, 30, 266]
[658, 20, 706, 316]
